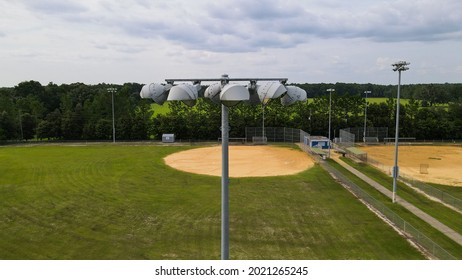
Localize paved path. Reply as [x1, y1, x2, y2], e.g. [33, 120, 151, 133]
[333, 156, 462, 246]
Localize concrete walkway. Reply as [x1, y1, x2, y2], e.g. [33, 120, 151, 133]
[333, 156, 462, 246]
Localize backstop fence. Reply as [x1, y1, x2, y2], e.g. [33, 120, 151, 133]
[339, 127, 389, 143]
[339, 129, 355, 147]
[245, 127, 303, 143]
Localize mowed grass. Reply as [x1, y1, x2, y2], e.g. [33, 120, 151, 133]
[331, 158, 462, 259]
[366, 97, 409, 105]
[0, 144, 424, 259]
[338, 158, 462, 237]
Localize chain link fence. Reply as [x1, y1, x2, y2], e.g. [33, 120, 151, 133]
[342, 127, 389, 143]
[321, 159, 456, 259]
[297, 129, 456, 259]
[245, 127, 302, 143]
[364, 156, 462, 213]
[339, 129, 355, 147]
[401, 175, 462, 213]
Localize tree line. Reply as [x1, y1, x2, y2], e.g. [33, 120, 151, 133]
[1, 81, 461, 142]
[0, 81, 152, 141]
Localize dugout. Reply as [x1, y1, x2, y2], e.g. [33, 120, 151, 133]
[309, 136, 330, 150]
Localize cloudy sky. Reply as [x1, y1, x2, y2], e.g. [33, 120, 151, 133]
[1, 0, 462, 86]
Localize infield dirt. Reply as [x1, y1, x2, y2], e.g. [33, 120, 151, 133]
[164, 145, 314, 177]
[361, 145, 462, 187]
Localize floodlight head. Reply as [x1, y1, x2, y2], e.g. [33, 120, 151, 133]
[257, 81, 287, 105]
[220, 84, 249, 107]
[140, 83, 171, 105]
[168, 83, 200, 107]
[281, 86, 307, 106]
[204, 83, 222, 105]
[392, 61, 410, 72]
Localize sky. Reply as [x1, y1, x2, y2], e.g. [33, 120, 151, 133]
[1, 0, 462, 87]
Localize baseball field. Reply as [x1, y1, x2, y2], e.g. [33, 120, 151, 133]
[0, 144, 425, 259]
[361, 145, 462, 187]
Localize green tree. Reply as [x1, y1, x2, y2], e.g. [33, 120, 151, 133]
[448, 103, 462, 139]
[0, 111, 18, 140]
[36, 109, 62, 139]
[61, 103, 84, 140]
[415, 107, 450, 139]
[14, 80, 44, 99]
[20, 113, 36, 140]
[130, 101, 154, 140]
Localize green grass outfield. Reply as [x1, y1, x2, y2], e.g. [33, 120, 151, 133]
[0, 144, 424, 259]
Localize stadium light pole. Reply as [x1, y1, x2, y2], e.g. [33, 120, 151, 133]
[140, 75, 306, 260]
[391, 61, 410, 203]
[107, 87, 117, 143]
[326, 88, 335, 158]
[363, 90, 371, 143]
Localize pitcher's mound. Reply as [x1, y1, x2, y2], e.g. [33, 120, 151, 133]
[164, 145, 314, 177]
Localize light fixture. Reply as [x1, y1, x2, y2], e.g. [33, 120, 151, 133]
[256, 81, 287, 105]
[281, 86, 307, 106]
[167, 82, 201, 107]
[204, 82, 222, 105]
[205, 82, 249, 107]
[392, 61, 410, 72]
[220, 84, 249, 107]
[140, 83, 172, 105]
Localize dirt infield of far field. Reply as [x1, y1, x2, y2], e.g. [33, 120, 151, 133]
[362, 145, 462, 187]
[164, 145, 314, 178]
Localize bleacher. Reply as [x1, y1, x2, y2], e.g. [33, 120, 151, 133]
[345, 147, 367, 161]
[310, 147, 328, 156]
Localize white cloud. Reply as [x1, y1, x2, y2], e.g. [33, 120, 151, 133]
[1, 0, 462, 86]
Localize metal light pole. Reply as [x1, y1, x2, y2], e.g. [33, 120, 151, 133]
[219, 76, 230, 260]
[107, 87, 117, 143]
[262, 104, 265, 141]
[363, 90, 371, 143]
[326, 88, 335, 158]
[18, 110, 23, 140]
[140, 75, 305, 260]
[391, 61, 410, 203]
[221, 103, 230, 259]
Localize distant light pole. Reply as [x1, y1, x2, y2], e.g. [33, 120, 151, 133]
[18, 110, 24, 140]
[363, 90, 371, 143]
[391, 61, 410, 203]
[326, 88, 335, 158]
[107, 87, 117, 143]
